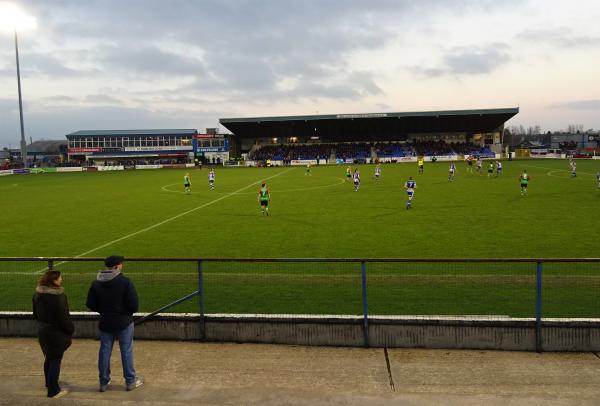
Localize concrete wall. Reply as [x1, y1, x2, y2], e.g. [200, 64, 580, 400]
[2, 312, 600, 351]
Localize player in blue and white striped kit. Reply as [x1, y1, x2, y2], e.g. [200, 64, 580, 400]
[374, 164, 381, 182]
[353, 169, 360, 191]
[448, 162, 456, 182]
[208, 169, 215, 190]
[404, 176, 417, 209]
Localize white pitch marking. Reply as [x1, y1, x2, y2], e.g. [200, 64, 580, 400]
[518, 163, 595, 176]
[33, 168, 295, 273]
[161, 177, 346, 195]
[161, 182, 186, 194]
[0, 183, 18, 189]
[546, 170, 571, 179]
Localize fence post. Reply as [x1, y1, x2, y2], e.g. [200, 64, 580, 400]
[47, 260, 54, 271]
[535, 261, 543, 353]
[361, 261, 369, 347]
[198, 259, 206, 341]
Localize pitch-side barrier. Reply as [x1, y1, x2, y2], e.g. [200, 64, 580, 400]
[1, 257, 600, 352]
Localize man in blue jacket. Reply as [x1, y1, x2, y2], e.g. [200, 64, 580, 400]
[86, 255, 143, 392]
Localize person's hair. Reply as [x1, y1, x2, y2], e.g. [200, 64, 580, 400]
[38, 270, 61, 287]
[261, 183, 265, 187]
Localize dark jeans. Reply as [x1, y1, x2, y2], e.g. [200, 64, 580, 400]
[44, 353, 64, 397]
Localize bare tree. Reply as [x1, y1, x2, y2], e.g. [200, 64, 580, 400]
[527, 125, 541, 136]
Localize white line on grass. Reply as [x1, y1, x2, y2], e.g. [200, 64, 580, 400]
[546, 170, 571, 179]
[161, 177, 345, 195]
[33, 168, 295, 273]
[517, 163, 596, 176]
[0, 183, 18, 189]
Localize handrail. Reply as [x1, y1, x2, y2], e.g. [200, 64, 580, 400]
[0, 257, 599, 263]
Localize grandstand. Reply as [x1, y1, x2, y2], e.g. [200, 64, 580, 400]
[65, 129, 197, 165]
[220, 108, 518, 163]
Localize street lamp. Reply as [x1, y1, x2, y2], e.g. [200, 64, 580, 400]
[0, 3, 36, 168]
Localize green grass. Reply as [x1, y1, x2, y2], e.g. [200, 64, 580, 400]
[1, 159, 599, 316]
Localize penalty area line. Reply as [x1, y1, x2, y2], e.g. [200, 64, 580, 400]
[32, 168, 295, 273]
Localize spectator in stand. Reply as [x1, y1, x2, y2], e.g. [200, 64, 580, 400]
[250, 143, 332, 161]
[559, 141, 578, 151]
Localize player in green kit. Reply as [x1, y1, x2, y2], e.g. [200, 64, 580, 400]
[487, 162, 494, 177]
[305, 163, 312, 176]
[258, 182, 271, 215]
[184, 173, 191, 194]
[345, 166, 352, 182]
[519, 170, 530, 195]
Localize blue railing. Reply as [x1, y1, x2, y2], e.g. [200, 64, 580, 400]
[2, 257, 599, 351]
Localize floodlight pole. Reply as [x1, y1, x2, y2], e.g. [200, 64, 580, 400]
[15, 30, 27, 168]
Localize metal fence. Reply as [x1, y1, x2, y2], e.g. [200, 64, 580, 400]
[2, 257, 600, 347]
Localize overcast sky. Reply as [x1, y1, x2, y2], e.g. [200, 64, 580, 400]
[0, 0, 599, 147]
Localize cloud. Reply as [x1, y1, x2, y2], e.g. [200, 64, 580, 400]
[412, 43, 511, 77]
[94, 45, 207, 77]
[445, 44, 510, 74]
[84, 94, 124, 105]
[1, 0, 598, 143]
[553, 100, 600, 110]
[182, 69, 382, 103]
[0, 103, 232, 146]
[517, 27, 600, 49]
[15, 1, 403, 98]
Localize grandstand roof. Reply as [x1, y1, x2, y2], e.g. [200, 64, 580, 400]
[220, 108, 518, 141]
[66, 129, 197, 138]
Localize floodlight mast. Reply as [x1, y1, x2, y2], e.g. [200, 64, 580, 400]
[14, 30, 27, 168]
[0, 3, 36, 168]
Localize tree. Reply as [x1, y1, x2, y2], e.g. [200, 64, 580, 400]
[567, 124, 583, 134]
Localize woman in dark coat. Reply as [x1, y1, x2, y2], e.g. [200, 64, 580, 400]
[32, 270, 74, 398]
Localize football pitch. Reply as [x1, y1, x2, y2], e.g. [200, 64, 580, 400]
[1, 159, 599, 316]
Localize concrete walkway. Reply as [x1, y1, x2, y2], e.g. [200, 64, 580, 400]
[1, 338, 600, 405]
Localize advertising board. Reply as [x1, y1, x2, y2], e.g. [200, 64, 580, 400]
[67, 148, 102, 154]
[135, 164, 162, 169]
[291, 159, 318, 166]
[124, 146, 192, 152]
